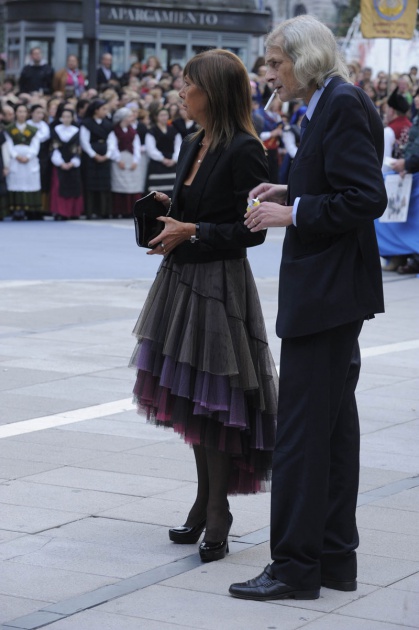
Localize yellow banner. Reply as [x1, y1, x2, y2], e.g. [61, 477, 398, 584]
[361, 0, 418, 39]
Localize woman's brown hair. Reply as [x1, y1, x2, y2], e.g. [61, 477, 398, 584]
[183, 49, 260, 150]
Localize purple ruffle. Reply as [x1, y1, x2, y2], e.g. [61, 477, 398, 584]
[130, 257, 278, 494]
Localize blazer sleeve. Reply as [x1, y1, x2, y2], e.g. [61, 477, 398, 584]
[199, 136, 270, 250]
[295, 88, 387, 241]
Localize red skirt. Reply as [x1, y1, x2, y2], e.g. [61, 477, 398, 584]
[50, 167, 84, 218]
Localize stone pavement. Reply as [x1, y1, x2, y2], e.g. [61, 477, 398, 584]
[0, 261, 418, 629]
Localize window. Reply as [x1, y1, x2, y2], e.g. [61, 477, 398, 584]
[161, 44, 187, 70]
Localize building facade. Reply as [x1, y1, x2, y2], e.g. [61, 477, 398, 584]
[271, 0, 340, 28]
[4, 0, 272, 79]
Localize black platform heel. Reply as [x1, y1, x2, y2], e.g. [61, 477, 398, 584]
[199, 512, 233, 562]
[169, 518, 206, 544]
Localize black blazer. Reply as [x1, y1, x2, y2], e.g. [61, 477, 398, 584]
[277, 77, 387, 338]
[96, 67, 119, 88]
[169, 131, 269, 264]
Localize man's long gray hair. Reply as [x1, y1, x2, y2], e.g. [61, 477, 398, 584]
[265, 15, 350, 89]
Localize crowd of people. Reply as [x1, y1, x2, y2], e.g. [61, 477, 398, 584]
[0, 48, 196, 221]
[1, 47, 419, 276]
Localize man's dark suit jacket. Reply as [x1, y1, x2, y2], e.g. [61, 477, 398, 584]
[96, 67, 119, 88]
[168, 131, 269, 265]
[277, 77, 387, 338]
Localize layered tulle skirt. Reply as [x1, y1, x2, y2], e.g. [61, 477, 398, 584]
[130, 256, 278, 494]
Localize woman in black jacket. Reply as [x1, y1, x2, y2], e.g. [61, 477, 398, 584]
[130, 50, 278, 563]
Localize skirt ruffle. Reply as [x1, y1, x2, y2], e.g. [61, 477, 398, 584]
[130, 256, 278, 494]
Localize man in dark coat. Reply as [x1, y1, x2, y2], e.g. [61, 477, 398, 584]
[229, 15, 387, 601]
[96, 53, 119, 90]
[18, 47, 54, 95]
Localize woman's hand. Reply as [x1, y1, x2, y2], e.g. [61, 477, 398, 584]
[147, 217, 194, 256]
[248, 182, 288, 204]
[154, 191, 171, 210]
[244, 201, 293, 231]
[118, 160, 125, 170]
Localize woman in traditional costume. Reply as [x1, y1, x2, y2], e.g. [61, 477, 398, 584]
[80, 99, 113, 219]
[50, 108, 83, 220]
[144, 106, 181, 196]
[109, 107, 142, 217]
[5, 103, 42, 220]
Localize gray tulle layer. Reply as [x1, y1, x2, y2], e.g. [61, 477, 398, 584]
[130, 256, 278, 494]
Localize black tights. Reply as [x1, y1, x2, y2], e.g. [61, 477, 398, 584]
[185, 445, 231, 542]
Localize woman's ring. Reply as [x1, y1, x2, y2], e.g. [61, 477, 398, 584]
[161, 242, 165, 248]
[252, 219, 256, 226]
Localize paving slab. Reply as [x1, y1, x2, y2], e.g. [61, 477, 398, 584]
[0, 503, 84, 535]
[0, 441, 105, 466]
[300, 613, 413, 630]
[388, 572, 419, 592]
[371, 486, 419, 512]
[358, 467, 410, 493]
[7, 428, 148, 453]
[6, 536, 188, 580]
[0, 562, 117, 602]
[0, 480, 139, 514]
[0, 595, 52, 626]
[356, 504, 419, 536]
[80, 452, 197, 481]
[48, 610, 189, 630]
[0, 368, 72, 392]
[360, 449, 419, 474]
[357, 553, 419, 587]
[0, 531, 25, 544]
[358, 527, 419, 562]
[0, 459, 60, 482]
[25, 467, 189, 497]
[336, 586, 419, 627]
[99, 583, 324, 630]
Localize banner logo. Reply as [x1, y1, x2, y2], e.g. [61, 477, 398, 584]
[373, 0, 407, 21]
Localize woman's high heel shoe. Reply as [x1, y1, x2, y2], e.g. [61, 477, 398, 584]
[169, 518, 206, 544]
[199, 512, 233, 562]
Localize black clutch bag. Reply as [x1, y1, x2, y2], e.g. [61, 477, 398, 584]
[133, 191, 169, 248]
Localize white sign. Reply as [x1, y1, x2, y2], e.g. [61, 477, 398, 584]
[379, 173, 413, 222]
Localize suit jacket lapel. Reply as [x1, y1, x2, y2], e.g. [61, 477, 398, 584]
[287, 76, 345, 202]
[302, 76, 345, 141]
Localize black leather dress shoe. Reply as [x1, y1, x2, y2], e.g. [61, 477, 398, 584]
[229, 565, 320, 601]
[321, 577, 357, 592]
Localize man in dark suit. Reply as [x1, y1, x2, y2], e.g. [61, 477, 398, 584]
[229, 15, 387, 601]
[96, 53, 119, 90]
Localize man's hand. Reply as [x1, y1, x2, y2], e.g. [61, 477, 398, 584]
[248, 182, 288, 205]
[245, 201, 293, 231]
